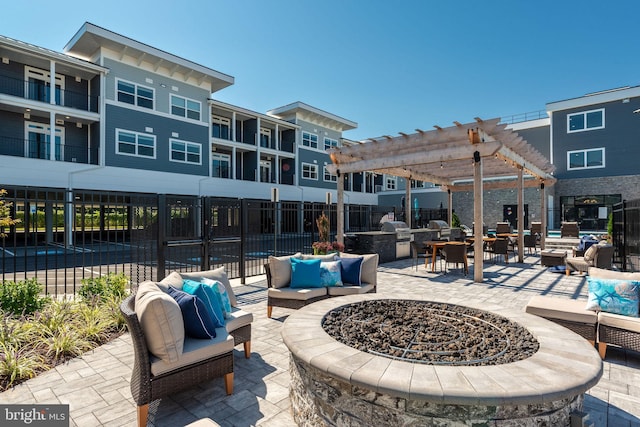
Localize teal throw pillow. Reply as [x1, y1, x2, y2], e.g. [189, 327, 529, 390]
[166, 286, 217, 339]
[290, 258, 322, 288]
[182, 279, 225, 327]
[320, 260, 343, 287]
[337, 256, 363, 285]
[202, 277, 233, 319]
[585, 277, 640, 317]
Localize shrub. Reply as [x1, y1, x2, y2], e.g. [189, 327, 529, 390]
[0, 342, 47, 387]
[0, 279, 48, 316]
[78, 273, 128, 305]
[451, 212, 461, 228]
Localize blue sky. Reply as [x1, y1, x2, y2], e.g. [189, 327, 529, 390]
[4, 0, 639, 141]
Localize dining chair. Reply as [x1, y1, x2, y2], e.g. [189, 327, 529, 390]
[410, 241, 428, 271]
[524, 234, 537, 254]
[442, 243, 468, 275]
[488, 238, 509, 263]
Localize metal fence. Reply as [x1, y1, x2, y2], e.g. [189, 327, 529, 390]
[0, 185, 398, 294]
[612, 199, 640, 272]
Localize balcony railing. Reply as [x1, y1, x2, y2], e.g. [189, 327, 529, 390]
[0, 135, 98, 165]
[500, 110, 549, 125]
[0, 75, 99, 113]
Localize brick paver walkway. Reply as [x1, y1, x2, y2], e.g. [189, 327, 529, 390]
[1, 254, 639, 426]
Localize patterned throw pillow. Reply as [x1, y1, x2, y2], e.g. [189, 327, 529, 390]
[202, 278, 233, 319]
[181, 279, 225, 327]
[167, 286, 218, 339]
[585, 277, 640, 317]
[320, 260, 343, 287]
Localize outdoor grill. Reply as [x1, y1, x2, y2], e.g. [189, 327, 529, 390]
[428, 220, 451, 240]
[380, 220, 411, 258]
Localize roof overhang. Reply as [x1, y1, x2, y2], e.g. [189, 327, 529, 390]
[64, 22, 234, 92]
[267, 101, 357, 132]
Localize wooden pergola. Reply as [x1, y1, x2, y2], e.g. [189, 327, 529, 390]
[326, 117, 556, 282]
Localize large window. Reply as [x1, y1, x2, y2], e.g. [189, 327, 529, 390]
[212, 153, 230, 178]
[567, 148, 605, 170]
[302, 163, 318, 180]
[25, 122, 63, 160]
[324, 137, 339, 151]
[116, 129, 155, 158]
[171, 95, 201, 120]
[567, 109, 604, 133]
[302, 131, 318, 149]
[116, 79, 154, 109]
[323, 165, 337, 182]
[212, 116, 231, 140]
[170, 139, 201, 164]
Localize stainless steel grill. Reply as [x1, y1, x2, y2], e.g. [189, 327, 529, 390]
[381, 221, 411, 258]
[428, 220, 451, 240]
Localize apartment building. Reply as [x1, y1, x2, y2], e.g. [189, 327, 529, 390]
[0, 22, 376, 206]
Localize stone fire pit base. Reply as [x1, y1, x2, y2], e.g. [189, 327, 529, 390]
[290, 354, 583, 426]
[282, 295, 602, 427]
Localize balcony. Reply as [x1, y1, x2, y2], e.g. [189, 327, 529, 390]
[0, 135, 98, 165]
[0, 75, 99, 113]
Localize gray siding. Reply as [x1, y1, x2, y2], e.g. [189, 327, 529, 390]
[0, 111, 26, 156]
[105, 104, 209, 176]
[517, 125, 550, 160]
[296, 120, 338, 189]
[552, 97, 640, 179]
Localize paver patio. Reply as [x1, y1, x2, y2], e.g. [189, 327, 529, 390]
[1, 254, 639, 426]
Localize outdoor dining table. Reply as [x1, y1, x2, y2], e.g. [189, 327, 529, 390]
[423, 240, 468, 273]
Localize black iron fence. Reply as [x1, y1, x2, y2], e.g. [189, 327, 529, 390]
[612, 200, 640, 272]
[0, 185, 401, 295]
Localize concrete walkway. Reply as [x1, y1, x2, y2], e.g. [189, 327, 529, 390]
[1, 254, 639, 426]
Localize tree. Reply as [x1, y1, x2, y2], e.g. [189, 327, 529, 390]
[0, 189, 19, 239]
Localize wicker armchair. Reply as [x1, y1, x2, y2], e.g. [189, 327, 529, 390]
[565, 244, 614, 276]
[560, 222, 580, 238]
[120, 295, 234, 427]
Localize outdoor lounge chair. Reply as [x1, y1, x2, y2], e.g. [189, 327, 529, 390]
[565, 243, 614, 275]
[561, 222, 580, 238]
[496, 222, 511, 234]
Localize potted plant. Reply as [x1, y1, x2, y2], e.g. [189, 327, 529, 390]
[312, 212, 344, 254]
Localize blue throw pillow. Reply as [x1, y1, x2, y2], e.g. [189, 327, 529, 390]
[585, 277, 640, 317]
[338, 256, 363, 285]
[290, 258, 322, 288]
[181, 279, 225, 327]
[202, 278, 233, 319]
[320, 260, 343, 287]
[167, 286, 218, 339]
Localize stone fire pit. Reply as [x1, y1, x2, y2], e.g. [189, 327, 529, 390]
[282, 294, 603, 426]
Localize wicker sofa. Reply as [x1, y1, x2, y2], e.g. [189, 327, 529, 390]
[525, 267, 640, 359]
[120, 267, 254, 427]
[264, 252, 378, 318]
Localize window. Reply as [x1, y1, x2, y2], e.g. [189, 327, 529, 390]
[25, 122, 63, 160]
[302, 131, 318, 149]
[385, 177, 397, 190]
[567, 109, 604, 133]
[212, 116, 231, 140]
[117, 79, 154, 109]
[567, 148, 605, 170]
[302, 163, 318, 180]
[170, 139, 201, 164]
[116, 129, 155, 158]
[324, 165, 337, 182]
[171, 95, 201, 120]
[212, 153, 230, 178]
[260, 128, 271, 148]
[324, 137, 339, 151]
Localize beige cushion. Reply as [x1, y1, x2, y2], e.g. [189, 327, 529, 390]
[267, 286, 327, 301]
[268, 253, 302, 289]
[566, 257, 590, 273]
[327, 283, 375, 296]
[158, 271, 184, 291]
[339, 253, 379, 287]
[301, 253, 338, 262]
[583, 245, 598, 263]
[135, 281, 185, 363]
[150, 329, 234, 376]
[598, 312, 640, 334]
[589, 267, 640, 281]
[225, 307, 253, 333]
[180, 267, 237, 307]
[525, 296, 597, 324]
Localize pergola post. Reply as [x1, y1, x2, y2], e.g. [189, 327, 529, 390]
[540, 183, 546, 250]
[517, 166, 524, 263]
[405, 180, 411, 228]
[448, 189, 453, 228]
[337, 170, 344, 245]
[473, 151, 483, 283]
